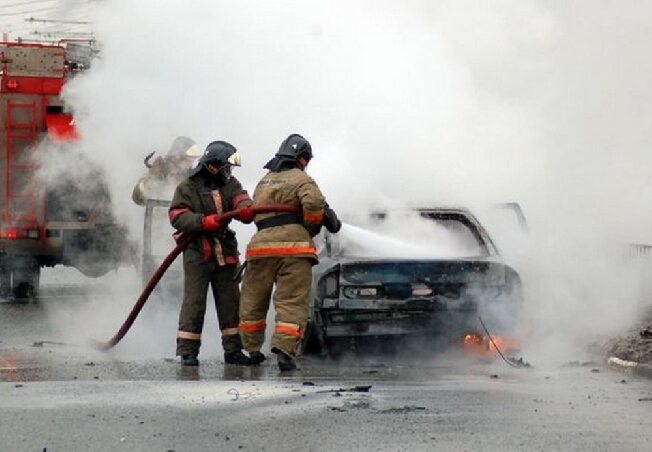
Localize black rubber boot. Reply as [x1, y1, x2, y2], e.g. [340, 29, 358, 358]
[181, 355, 199, 366]
[249, 351, 266, 365]
[224, 350, 252, 365]
[222, 334, 244, 352]
[273, 349, 297, 371]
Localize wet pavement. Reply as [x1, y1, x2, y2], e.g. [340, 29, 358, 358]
[1, 279, 651, 451]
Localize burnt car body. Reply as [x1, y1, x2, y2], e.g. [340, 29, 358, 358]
[304, 207, 523, 355]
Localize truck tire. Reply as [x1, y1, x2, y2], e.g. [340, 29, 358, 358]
[12, 261, 40, 301]
[0, 267, 9, 299]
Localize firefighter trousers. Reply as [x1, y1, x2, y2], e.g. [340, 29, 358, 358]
[239, 257, 312, 358]
[176, 251, 243, 357]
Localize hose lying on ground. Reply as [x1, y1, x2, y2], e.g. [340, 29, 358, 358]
[91, 204, 300, 351]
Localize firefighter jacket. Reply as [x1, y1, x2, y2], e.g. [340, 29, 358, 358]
[245, 168, 326, 262]
[168, 172, 251, 265]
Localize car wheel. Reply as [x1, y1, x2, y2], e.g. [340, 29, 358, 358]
[12, 263, 40, 302]
[300, 321, 323, 355]
[325, 337, 353, 360]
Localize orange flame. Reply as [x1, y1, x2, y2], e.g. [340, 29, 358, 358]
[0, 351, 17, 381]
[461, 332, 519, 357]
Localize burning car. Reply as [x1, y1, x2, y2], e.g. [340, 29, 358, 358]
[303, 207, 523, 356]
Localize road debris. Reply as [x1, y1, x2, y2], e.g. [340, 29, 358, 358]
[641, 327, 652, 338]
[227, 388, 253, 401]
[379, 405, 426, 414]
[32, 341, 69, 348]
[507, 357, 532, 368]
[317, 385, 372, 394]
[345, 399, 371, 410]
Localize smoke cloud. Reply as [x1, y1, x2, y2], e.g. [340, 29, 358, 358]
[39, 0, 652, 363]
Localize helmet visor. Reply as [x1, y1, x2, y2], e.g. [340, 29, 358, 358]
[227, 151, 242, 167]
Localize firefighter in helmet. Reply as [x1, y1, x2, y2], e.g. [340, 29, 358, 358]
[132, 136, 203, 205]
[168, 140, 254, 366]
[237, 134, 341, 371]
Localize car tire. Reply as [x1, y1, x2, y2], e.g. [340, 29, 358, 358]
[300, 321, 323, 355]
[325, 337, 352, 360]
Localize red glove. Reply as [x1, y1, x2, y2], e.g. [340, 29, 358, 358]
[201, 214, 223, 231]
[235, 206, 255, 224]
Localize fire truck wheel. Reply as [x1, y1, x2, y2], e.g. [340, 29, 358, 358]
[0, 273, 9, 299]
[12, 265, 40, 301]
[0, 258, 9, 298]
[13, 282, 36, 301]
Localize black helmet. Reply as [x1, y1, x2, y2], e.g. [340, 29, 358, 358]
[276, 134, 313, 160]
[189, 140, 241, 177]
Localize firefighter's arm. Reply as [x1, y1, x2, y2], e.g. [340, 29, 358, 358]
[297, 176, 326, 237]
[323, 202, 342, 233]
[230, 178, 255, 223]
[168, 184, 204, 232]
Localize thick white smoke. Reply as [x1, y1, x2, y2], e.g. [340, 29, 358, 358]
[40, 0, 652, 363]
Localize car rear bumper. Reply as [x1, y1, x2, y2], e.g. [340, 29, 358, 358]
[319, 306, 479, 338]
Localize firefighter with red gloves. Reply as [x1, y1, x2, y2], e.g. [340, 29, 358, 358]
[168, 141, 253, 366]
[238, 134, 341, 371]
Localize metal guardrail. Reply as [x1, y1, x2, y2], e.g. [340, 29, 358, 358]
[628, 243, 652, 259]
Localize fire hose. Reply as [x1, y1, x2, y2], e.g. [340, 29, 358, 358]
[91, 204, 300, 351]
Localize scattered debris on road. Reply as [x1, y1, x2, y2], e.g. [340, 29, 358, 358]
[507, 357, 532, 368]
[32, 341, 69, 348]
[562, 361, 597, 368]
[317, 385, 372, 394]
[227, 388, 254, 401]
[379, 405, 426, 414]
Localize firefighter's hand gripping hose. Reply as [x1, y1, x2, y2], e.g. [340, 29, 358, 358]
[91, 204, 300, 351]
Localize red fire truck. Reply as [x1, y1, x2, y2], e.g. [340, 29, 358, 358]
[0, 41, 134, 300]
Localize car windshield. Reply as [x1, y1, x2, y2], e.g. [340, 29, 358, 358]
[327, 211, 487, 259]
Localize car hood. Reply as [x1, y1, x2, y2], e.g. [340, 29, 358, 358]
[318, 257, 516, 286]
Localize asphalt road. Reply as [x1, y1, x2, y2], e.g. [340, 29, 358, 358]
[1, 275, 651, 452]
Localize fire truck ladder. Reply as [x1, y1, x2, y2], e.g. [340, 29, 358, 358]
[3, 100, 39, 228]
